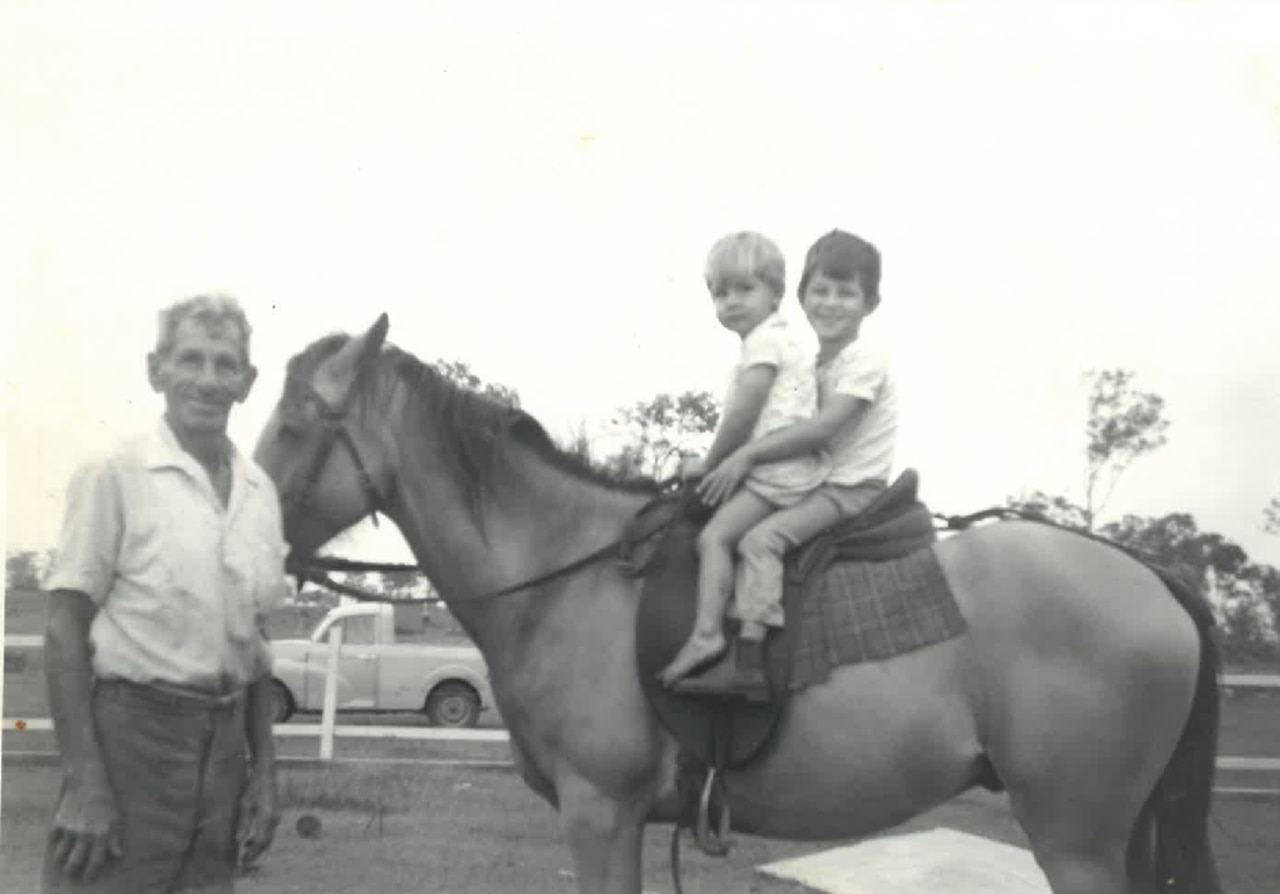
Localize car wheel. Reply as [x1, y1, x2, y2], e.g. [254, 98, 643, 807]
[270, 679, 295, 724]
[425, 681, 480, 728]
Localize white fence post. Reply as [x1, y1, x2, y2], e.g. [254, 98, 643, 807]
[319, 623, 343, 760]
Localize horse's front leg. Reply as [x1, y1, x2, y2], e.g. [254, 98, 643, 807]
[556, 772, 650, 894]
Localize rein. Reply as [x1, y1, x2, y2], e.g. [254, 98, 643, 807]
[291, 483, 691, 603]
[283, 353, 686, 602]
[293, 491, 1044, 605]
[292, 538, 629, 605]
[289, 435, 1149, 609]
[281, 372, 387, 533]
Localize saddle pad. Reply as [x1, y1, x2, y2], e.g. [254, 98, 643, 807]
[786, 546, 965, 690]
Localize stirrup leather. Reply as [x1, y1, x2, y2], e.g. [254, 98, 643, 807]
[694, 765, 733, 856]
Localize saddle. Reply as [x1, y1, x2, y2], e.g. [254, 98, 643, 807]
[624, 470, 938, 852]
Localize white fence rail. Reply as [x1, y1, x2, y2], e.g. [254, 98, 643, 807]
[6, 635, 1279, 766]
[1223, 673, 1280, 687]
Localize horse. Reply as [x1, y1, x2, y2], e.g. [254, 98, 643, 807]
[253, 314, 1221, 894]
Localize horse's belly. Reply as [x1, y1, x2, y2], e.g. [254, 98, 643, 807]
[725, 643, 984, 840]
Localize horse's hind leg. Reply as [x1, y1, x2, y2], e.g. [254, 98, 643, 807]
[995, 657, 1194, 894]
[556, 774, 648, 894]
[1035, 851, 1128, 894]
[1004, 705, 1175, 894]
[1007, 778, 1134, 894]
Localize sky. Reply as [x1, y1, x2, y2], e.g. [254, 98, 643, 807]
[4, 1, 1280, 571]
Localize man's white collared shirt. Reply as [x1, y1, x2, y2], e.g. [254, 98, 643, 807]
[45, 419, 291, 690]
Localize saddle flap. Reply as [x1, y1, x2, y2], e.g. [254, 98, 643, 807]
[635, 514, 788, 769]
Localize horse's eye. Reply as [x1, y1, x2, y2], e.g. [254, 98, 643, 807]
[277, 412, 304, 441]
[279, 404, 308, 435]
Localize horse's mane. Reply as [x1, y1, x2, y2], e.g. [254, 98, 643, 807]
[284, 335, 661, 520]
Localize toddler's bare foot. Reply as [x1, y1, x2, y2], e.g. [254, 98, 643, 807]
[657, 631, 727, 687]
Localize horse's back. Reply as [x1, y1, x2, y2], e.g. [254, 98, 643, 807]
[936, 520, 1201, 690]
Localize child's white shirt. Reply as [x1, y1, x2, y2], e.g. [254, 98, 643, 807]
[817, 337, 897, 486]
[725, 312, 827, 503]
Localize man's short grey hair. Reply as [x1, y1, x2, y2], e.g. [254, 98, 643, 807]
[155, 294, 253, 362]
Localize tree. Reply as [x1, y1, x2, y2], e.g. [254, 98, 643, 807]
[1099, 512, 1277, 663]
[6, 550, 42, 589]
[435, 359, 521, 408]
[1221, 563, 1280, 664]
[378, 568, 435, 602]
[1265, 496, 1280, 536]
[601, 390, 721, 481]
[1082, 369, 1170, 529]
[1005, 490, 1088, 529]
[1006, 369, 1170, 531]
[1100, 512, 1249, 586]
[1002, 369, 1276, 662]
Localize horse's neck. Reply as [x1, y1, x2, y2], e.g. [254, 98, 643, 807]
[387, 434, 648, 653]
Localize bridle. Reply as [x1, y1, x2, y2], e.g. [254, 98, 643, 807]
[278, 359, 415, 594]
[280, 364, 387, 540]
[278, 357, 682, 601]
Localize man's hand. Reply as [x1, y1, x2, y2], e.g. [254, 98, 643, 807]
[236, 768, 281, 868]
[49, 777, 124, 882]
[698, 449, 754, 507]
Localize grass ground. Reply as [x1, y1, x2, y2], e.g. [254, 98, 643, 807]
[4, 760, 1278, 894]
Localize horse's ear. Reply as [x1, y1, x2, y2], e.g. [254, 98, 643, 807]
[360, 314, 390, 364]
[316, 314, 391, 404]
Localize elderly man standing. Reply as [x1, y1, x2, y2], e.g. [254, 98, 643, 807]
[41, 294, 289, 893]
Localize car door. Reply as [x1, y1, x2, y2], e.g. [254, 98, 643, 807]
[323, 613, 379, 709]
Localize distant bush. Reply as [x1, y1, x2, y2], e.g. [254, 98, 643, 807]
[264, 604, 330, 639]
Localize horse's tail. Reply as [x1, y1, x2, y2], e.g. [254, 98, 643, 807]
[1126, 566, 1222, 894]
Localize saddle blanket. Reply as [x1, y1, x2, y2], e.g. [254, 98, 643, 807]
[785, 546, 965, 691]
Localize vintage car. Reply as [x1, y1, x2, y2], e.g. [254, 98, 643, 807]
[269, 602, 494, 728]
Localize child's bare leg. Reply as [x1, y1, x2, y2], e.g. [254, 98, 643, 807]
[658, 490, 774, 686]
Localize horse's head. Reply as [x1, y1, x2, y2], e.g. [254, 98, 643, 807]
[254, 314, 394, 561]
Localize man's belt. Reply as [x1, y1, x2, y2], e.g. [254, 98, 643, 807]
[98, 677, 245, 709]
